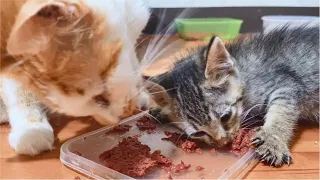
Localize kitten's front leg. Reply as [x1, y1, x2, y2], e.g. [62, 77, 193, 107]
[1, 78, 54, 155]
[252, 88, 300, 166]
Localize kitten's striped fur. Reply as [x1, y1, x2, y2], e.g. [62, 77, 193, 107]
[148, 26, 319, 167]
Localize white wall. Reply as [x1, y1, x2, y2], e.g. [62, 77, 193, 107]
[144, 0, 319, 8]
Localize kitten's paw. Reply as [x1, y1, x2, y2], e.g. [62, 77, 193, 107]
[9, 123, 54, 156]
[252, 127, 291, 167]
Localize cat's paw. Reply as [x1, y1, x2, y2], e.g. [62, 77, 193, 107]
[9, 123, 54, 156]
[251, 127, 291, 167]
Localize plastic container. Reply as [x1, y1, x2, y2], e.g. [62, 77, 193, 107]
[262, 15, 320, 33]
[175, 18, 243, 41]
[60, 112, 257, 179]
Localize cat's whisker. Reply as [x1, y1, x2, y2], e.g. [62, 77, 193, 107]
[134, 36, 151, 49]
[142, 9, 168, 62]
[7, 59, 26, 70]
[140, 9, 196, 74]
[138, 39, 185, 75]
[142, 8, 195, 63]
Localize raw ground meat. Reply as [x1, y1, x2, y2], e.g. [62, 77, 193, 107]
[162, 131, 200, 153]
[99, 137, 172, 177]
[105, 125, 132, 135]
[98, 137, 157, 177]
[161, 131, 183, 145]
[168, 175, 173, 180]
[229, 129, 255, 157]
[162, 161, 191, 174]
[209, 148, 216, 155]
[150, 150, 172, 166]
[73, 151, 82, 156]
[180, 141, 198, 153]
[147, 129, 155, 134]
[195, 148, 203, 154]
[195, 166, 205, 171]
[136, 116, 157, 132]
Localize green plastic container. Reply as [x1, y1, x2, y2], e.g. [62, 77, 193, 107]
[175, 18, 243, 40]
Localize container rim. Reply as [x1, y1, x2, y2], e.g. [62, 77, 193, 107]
[175, 17, 243, 23]
[262, 15, 320, 22]
[60, 111, 257, 179]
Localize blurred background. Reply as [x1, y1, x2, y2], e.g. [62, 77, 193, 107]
[142, 0, 319, 34]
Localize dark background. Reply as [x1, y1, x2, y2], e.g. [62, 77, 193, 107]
[143, 7, 319, 34]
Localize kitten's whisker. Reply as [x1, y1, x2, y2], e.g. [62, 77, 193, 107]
[163, 122, 184, 125]
[241, 112, 266, 125]
[148, 87, 177, 95]
[241, 104, 267, 122]
[241, 118, 265, 129]
[141, 111, 165, 127]
[176, 133, 187, 145]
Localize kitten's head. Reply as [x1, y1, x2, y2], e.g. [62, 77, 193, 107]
[4, 0, 150, 125]
[147, 37, 243, 147]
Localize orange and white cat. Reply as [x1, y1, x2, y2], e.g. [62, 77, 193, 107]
[0, 0, 150, 155]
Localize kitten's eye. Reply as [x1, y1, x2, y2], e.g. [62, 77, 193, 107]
[220, 111, 232, 123]
[93, 94, 110, 106]
[192, 131, 208, 137]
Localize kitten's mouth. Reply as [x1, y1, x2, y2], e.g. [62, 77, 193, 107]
[191, 131, 208, 138]
[190, 131, 232, 148]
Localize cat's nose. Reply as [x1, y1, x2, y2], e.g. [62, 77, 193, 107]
[138, 91, 150, 111]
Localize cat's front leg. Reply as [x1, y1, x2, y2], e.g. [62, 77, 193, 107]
[252, 88, 300, 166]
[1, 78, 54, 155]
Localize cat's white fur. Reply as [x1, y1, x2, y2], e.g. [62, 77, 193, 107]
[0, 0, 150, 155]
[46, 0, 150, 123]
[1, 78, 54, 155]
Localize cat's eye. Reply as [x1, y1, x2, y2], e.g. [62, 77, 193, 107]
[220, 111, 232, 123]
[192, 131, 208, 137]
[93, 94, 110, 106]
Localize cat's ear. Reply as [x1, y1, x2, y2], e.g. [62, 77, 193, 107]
[7, 0, 89, 55]
[144, 73, 173, 107]
[204, 36, 234, 86]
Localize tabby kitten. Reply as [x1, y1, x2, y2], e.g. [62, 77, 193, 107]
[147, 26, 319, 166]
[0, 0, 150, 155]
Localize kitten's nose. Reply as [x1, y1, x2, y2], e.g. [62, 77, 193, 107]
[216, 137, 230, 147]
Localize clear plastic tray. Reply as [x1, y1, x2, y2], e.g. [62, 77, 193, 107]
[60, 112, 257, 179]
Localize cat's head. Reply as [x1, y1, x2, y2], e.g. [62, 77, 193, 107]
[147, 37, 243, 147]
[4, 0, 150, 125]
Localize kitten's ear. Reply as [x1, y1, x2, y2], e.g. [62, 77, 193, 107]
[144, 73, 173, 107]
[7, 0, 89, 55]
[205, 36, 234, 86]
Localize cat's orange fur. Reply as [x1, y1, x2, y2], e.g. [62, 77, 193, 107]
[1, 0, 142, 119]
[0, 0, 150, 155]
